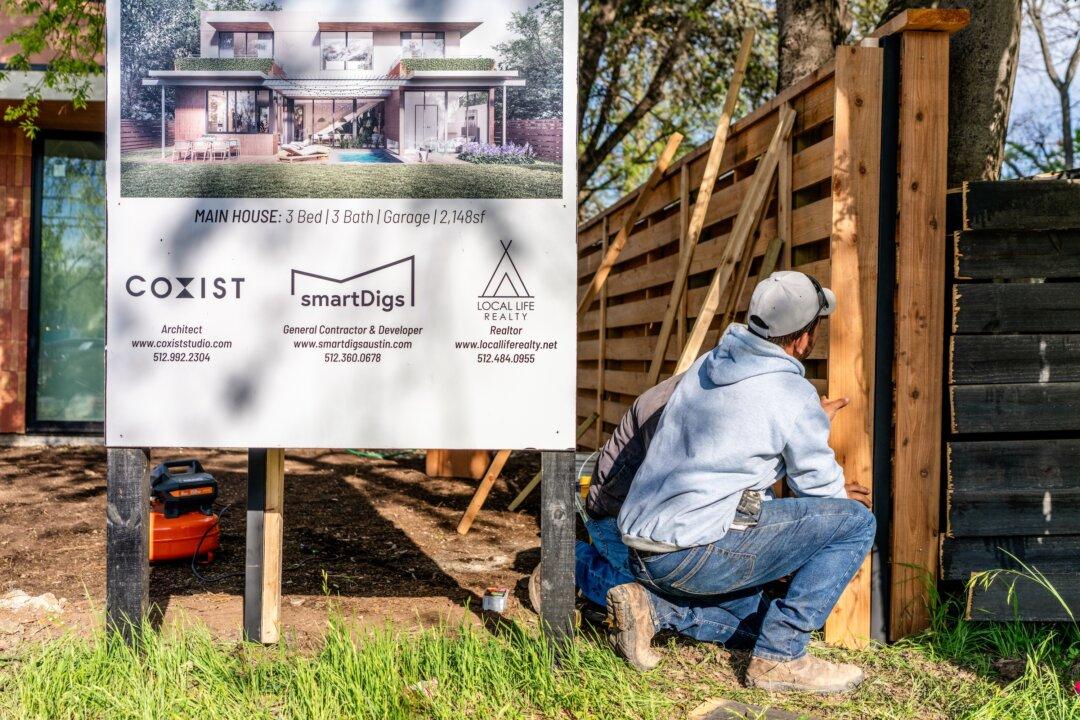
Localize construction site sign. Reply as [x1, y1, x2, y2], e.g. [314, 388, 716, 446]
[104, 0, 578, 448]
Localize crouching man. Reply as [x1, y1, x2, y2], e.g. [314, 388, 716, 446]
[611, 271, 875, 694]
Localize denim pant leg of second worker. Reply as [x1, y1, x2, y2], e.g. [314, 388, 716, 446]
[576, 517, 761, 646]
[630, 497, 875, 661]
[575, 516, 634, 606]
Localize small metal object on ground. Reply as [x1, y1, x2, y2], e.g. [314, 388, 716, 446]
[482, 587, 510, 613]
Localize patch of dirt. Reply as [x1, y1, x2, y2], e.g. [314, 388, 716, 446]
[0, 446, 546, 647]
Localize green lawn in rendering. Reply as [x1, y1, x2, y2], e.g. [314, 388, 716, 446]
[120, 151, 563, 199]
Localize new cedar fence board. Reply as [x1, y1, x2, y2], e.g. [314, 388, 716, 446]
[946, 179, 1080, 623]
[942, 536, 1080, 582]
[888, 29, 950, 641]
[823, 44, 883, 650]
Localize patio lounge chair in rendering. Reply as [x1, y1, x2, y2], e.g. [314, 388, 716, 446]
[278, 143, 330, 162]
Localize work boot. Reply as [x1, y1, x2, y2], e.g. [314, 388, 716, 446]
[745, 653, 865, 694]
[528, 563, 543, 613]
[605, 583, 661, 671]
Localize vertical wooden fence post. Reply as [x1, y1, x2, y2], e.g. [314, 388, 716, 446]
[872, 9, 969, 640]
[245, 448, 285, 644]
[539, 450, 576, 648]
[106, 447, 151, 642]
[823, 45, 884, 650]
[596, 217, 609, 450]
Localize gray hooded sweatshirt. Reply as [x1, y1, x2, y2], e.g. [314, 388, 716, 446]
[618, 324, 846, 552]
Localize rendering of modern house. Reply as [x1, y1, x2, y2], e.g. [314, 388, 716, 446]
[139, 9, 528, 160]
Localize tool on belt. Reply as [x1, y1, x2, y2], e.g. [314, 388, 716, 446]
[730, 489, 764, 529]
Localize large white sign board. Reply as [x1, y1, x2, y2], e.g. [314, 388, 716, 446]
[106, 0, 577, 448]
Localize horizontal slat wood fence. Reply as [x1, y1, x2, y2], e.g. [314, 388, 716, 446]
[944, 180, 1080, 621]
[576, 64, 837, 443]
[574, 12, 967, 644]
[120, 119, 174, 152]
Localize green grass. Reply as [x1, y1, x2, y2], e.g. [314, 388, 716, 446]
[120, 151, 563, 199]
[1, 603, 1077, 720]
[2, 566, 1078, 720]
[0, 615, 674, 720]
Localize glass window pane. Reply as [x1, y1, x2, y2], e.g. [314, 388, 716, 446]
[207, 90, 227, 133]
[219, 32, 234, 58]
[255, 32, 273, 58]
[238, 91, 257, 133]
[34, 138, 106, 423]
[322, 31, 346, 69]
[401, 32, 422, 58]
[345, 31, 373, 70]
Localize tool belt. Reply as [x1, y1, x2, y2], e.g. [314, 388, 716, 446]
[634, 489, 766, 558]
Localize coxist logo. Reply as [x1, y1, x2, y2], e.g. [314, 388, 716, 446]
[290, 256, 415, 313]
[477, 240, 534, 321]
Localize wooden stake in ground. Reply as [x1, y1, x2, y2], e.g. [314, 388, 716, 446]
[674, 105, 797, 375]
[245, 447, 285, 644]
[507, 413, 599, 512]
[576, 133, 683, 323]
[106, 447, 150, 643]
[645, 29, 756, 387]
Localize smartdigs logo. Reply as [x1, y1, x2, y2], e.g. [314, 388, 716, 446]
[290, 256, 415, 312]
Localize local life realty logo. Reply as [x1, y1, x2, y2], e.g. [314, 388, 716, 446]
[290, 256, 416, 312]
[478, 241, 534, 322]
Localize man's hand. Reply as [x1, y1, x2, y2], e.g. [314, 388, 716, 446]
[845, 482, 872, 509]
[820, 395, 850, 421]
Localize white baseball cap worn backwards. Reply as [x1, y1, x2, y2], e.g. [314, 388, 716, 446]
[747, 271, 836, 339]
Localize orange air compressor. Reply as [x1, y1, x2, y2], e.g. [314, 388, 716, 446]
[149, 459, 220, 563]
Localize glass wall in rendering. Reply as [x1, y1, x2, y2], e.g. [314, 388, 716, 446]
[290, 99, 384, 146]
[404, 90, 488, 149]
[30, 137, 106, 426]
[206, 89, 271, 134]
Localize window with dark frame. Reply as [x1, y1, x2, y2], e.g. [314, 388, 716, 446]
[206, 89, 272, 134]
[218, 31, 274, 58]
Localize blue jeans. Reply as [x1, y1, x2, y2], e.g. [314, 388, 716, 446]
[576, 517, 765, 648]
[575, 516, 634, 606]
[630, 497, 875, 662]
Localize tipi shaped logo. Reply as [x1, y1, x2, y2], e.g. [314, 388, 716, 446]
[480, 240, 533, 299]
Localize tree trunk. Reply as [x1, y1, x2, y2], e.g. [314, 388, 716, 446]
[881, 0, 1022, 183]
[776, 0, 850, 90]
[1060, 85, 1075, 170]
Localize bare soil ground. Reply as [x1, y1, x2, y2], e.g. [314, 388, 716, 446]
[0, 446, 547, 648]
